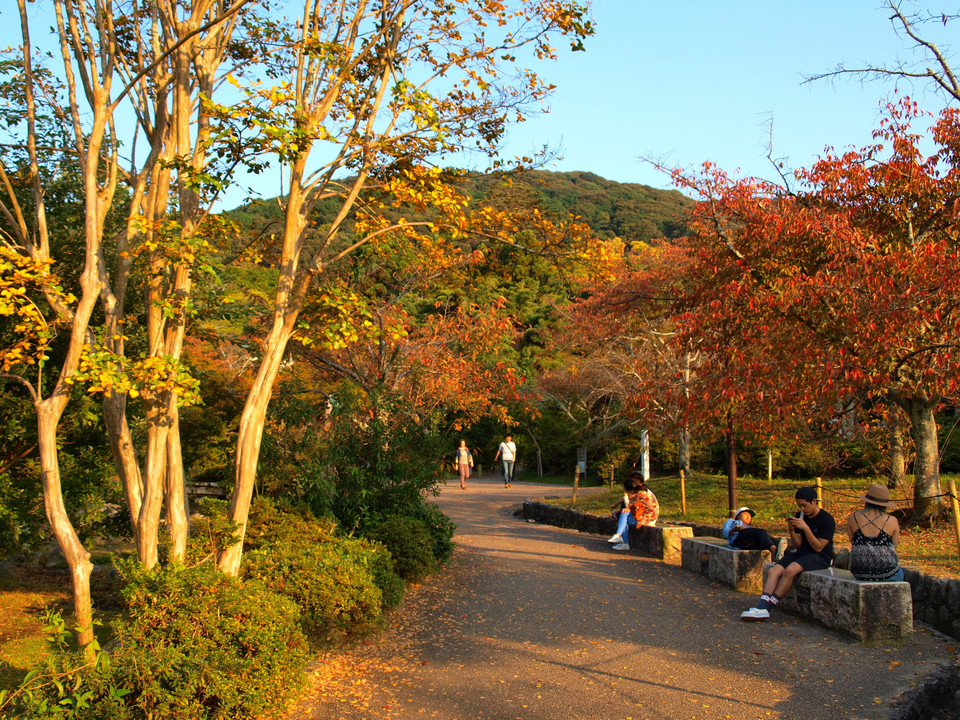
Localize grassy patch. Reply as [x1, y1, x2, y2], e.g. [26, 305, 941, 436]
[0, 568, 70, 693]
[543, 472, 960, 580]
[0, 542, 129, 697]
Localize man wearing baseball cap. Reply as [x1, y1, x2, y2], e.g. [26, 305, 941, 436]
[741, 486, 835, 621]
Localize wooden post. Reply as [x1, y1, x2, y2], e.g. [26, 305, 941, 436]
[947, 475, 960, 556]
[680, 469, 687, 515]
[767, 449, 773, 482]
[572, 465, 580, 504]
[641, 430, 650, 481]
[726, 419, 738, 513]
[815, 477, 823, 504]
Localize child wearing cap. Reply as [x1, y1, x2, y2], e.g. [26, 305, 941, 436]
[722, 507, 787, 559]
[740, 486, 836, 622]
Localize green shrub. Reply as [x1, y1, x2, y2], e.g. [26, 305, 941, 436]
[7, 564, 310, 720]
[338, 535, 405, 609]
[110, 561, 309, 720]
[243, 496, 337, 549]
[407, 502, 456, 565]
[189, 497, 399, 638]
[244, 536, 384, 641]
[369, 516, 437, 581]
[1, 609, 129, 719]
[240, 497, 397, 634]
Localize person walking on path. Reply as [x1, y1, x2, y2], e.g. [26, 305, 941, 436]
[455, 439, 473, 490]
[723, 506, 788, 559]
[740, 486, 835, 621]
[846, 482, 903, 582]
[291, 476, 956, 720]
[493, 434, 516, 487]
[607, 471, 659, 550]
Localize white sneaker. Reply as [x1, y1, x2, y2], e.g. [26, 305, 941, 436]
[607, 534, 623, 544]
[740, 607, 770, 621]
[775, 538, 788, 561]
[612, 542, 630, 551]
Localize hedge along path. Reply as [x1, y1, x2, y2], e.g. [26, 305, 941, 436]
[286, 474, 957, 720]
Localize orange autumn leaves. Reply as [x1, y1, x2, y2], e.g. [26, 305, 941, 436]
[560, 99, 960, 444]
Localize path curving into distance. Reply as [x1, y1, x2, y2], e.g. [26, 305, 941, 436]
[288, 473, 957, 720]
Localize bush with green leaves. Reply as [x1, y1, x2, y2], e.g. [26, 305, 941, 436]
[4, 563, 309, 720]
[244, 538, 385, 641]
[336, 534, 406, 609]
[240, 498, 402, 636]
[369, 515, 437, 581]
[109, 560, 309, 719]
[0, 609, 128, 719]
[406, 502, 456, 565]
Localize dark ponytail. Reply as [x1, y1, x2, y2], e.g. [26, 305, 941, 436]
[626, 470, 647, 491]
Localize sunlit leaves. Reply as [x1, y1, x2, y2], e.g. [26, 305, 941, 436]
[0, 246, 75, 372]
[69, 342, 201, 405]
[296, 285, 378, 351]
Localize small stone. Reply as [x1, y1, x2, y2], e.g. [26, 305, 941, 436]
[946, 579, 960, 615]
[0, 560, 16, 581]
[92, 564, 119, 581]
[45, 547, 68, 570]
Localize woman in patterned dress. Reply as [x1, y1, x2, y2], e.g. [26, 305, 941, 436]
[455, 440, 473, 490]
[846, 483, 903, 582]
[607, 471, 659, 551]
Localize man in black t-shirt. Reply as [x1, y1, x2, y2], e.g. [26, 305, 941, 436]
[740, 486, 835, 621]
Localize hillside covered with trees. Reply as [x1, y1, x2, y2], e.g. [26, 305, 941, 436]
[227, 170, 692, 247]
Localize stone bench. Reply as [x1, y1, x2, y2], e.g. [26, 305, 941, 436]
[681, 536, 769, 593]
[763, 563, 913, 642]
[519, 500, 691, 564]
[628, 523, 693, 565]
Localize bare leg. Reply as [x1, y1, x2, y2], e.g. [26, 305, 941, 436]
[772, 562, 804, 598]
[762, 564, 785, 595]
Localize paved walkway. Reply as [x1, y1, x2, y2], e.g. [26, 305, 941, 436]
[289, 474, 957, 720]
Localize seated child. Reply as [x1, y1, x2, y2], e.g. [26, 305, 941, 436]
[607, 471, 659, 551]
[722, 506, 787, 559]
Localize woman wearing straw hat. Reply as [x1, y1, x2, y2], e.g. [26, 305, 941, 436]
[846, 483, 903, 582]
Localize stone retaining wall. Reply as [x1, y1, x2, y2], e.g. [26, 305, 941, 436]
[521, 500, 691, 563]
[522, 499, 960, 641]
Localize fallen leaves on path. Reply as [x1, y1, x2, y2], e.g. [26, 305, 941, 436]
[285, 551, 484, 719]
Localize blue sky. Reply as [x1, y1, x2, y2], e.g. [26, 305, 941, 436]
[490, 1, 952, 192]
[2, 2, 953, 202]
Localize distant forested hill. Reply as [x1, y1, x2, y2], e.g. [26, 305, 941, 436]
[463, 170, 692, 243]
[227, 170, 692, 245]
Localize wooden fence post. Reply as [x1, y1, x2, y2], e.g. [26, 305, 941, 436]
[572, 465, 580, 504]
[680, 469, 687, 515]
[947, 475, 960, 556]
[815, 476, 823, 504]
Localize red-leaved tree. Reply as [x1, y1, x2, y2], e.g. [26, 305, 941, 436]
[674, 98, 960, 519]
